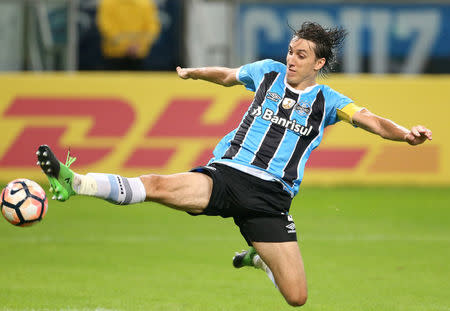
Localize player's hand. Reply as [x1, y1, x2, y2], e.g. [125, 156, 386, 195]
[404, 125, 432, 145]
[176, 66, 196, 80]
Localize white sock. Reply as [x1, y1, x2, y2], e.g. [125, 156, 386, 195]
[253, 254, 278, 288]
[73, 173, 146, 205]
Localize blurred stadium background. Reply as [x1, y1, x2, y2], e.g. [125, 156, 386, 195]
[0, 1, 449, 311]
[0, 0, 449, 185]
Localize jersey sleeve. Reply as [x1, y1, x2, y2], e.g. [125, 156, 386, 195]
[236, 59, 279, 92]
[323, 87, 355, 127]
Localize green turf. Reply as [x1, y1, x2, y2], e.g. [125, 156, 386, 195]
[0, 187, 449, 311]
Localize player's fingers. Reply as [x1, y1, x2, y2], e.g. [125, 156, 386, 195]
[176, 66, 184, 75]
[416, 126, 433, 140]
[176, 67, 189, 79]
[416, 125, 428, 133]
[411, 127, 421, 137]
[405, 132, 421, 145]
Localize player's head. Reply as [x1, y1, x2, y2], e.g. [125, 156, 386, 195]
[286, 22, 347, 87]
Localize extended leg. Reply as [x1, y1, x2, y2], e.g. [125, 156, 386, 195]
[139, 172, 212, 214]
[37, 145, 212, 214]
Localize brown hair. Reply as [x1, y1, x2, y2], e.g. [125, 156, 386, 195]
[292, 22, 347, 74]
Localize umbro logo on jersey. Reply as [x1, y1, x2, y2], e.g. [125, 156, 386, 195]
[286, 223, 296, 233]
[266, 92, 282, 102]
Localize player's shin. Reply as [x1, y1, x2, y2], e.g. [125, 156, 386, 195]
[73, 173, 146, 205]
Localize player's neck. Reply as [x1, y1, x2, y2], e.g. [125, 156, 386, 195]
[287, 76, 317, 91]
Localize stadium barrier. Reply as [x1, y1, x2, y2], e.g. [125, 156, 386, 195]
[0, 73, 448, 186]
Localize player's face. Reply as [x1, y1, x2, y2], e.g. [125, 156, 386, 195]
[286, 37, 325, 88]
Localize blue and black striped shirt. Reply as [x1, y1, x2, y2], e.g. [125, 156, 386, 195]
[210, 59, 353, 196]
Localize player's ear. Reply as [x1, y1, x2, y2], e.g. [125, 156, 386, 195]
[314, 58, 326, 71]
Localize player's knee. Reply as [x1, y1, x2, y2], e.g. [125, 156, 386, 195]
[284, 291, 307, 307]
[139, 174, 169, 201]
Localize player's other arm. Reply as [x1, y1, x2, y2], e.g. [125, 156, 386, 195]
[176, 66, 241, 87]
[351, 108, 432, 146]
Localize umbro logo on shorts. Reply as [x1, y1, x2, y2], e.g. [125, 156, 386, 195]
[286, 222, 296, 233]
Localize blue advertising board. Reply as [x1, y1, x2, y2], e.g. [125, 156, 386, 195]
[238, 3, 450, 73]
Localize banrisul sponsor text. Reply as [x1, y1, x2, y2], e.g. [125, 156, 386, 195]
[250, 107, 313, 136]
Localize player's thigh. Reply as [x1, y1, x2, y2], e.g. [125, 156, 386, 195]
[253, 241, 307, 306]
[140, 172, 212, 213]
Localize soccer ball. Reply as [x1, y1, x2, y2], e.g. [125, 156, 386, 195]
[1, 179, 48, 227]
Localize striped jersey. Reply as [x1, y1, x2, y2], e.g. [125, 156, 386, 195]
[209, 59, 353, 196]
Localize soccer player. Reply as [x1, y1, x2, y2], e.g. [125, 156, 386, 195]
[37, 22, 432, 307]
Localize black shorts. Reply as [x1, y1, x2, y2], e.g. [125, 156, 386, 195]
[190, 163, 297, 245]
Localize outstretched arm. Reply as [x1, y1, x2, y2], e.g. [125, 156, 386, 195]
[352, 108, 432, 146]
[176, 66, 241, 87]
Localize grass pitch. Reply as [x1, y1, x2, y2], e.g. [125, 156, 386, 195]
[0, 187, 449, 311]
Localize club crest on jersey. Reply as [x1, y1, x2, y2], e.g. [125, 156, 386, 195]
[282, 98, 296, 109]
[295, 100, 312, 116]
[266, 92, 282, 102]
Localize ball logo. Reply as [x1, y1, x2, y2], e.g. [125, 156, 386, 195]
[282, 98, 296, 109]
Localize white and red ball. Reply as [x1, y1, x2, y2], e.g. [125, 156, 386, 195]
[1, 179, 48, 227]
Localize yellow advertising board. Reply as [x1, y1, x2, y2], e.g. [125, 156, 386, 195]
[0, 73, 448, 186]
